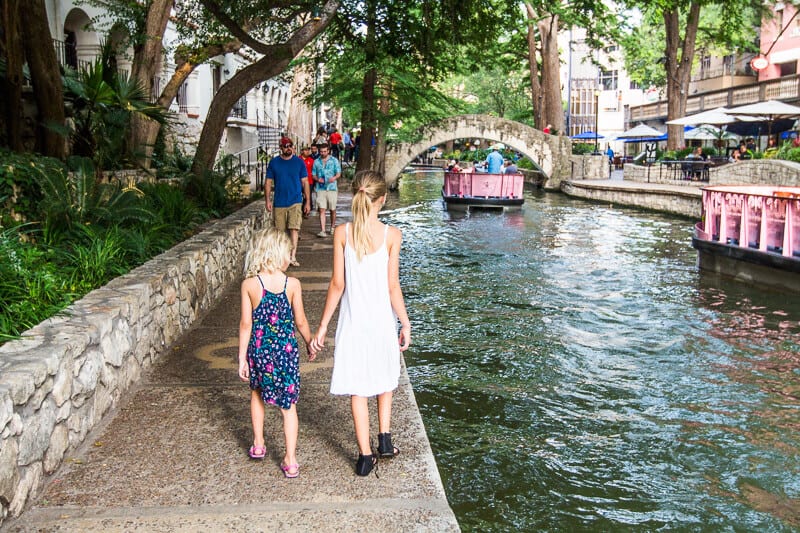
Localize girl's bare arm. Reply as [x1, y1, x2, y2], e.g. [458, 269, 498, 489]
[238, 279, 255, 380]
[387, 227, 411, 351]
[288, 278, 315, 361]
[310, 225, 347, 351]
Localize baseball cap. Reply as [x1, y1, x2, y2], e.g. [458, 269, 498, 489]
[280, 137, 293, 147]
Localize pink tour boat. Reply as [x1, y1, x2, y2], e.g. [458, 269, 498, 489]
[442, 171, 525, 210]
[692, 185, 800, 292]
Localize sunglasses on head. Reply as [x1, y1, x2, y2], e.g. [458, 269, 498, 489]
[281, 143, 293, 148]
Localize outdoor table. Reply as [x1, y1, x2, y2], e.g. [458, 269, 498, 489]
[657, 159, 713, 181]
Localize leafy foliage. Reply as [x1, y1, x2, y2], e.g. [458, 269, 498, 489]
[62, 41, 170, 169]
[0, 149, 66, 225]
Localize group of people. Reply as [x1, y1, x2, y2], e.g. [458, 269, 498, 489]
[446, 146, 520, 174]
[247, 138, 410, 478]
[313, 125, 357, 163]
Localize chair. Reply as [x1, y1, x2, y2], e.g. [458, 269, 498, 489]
[691, 161, 706, 181]
[681, 161, 693, 180]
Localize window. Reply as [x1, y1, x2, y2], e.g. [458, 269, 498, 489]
[629, 80, 641, 90]
[779, 61, 797, 76]
[599, 69, 618, 91]
[701, 55, 711, 72]
[604, 45, 618, 53]
[212, 65, 222, 95]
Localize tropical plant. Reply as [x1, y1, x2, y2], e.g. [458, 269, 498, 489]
[0, 224, 73, 341]
[35, 157, 153, 243]
[0, 148, 65, 224]
[62, 224, 130, 293]
[62, 41, 170, 169]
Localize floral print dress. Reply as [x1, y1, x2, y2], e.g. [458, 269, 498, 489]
[247, 275, 300, 409]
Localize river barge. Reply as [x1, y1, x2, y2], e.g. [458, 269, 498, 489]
[442, 171, 525, 210]
[692, 185, 800, 292]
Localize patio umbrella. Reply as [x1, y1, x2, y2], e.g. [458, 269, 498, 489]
[571, 131, 605, 140]
[683, 124, 740, 142]
[666, 107, 750, 126]
[615, 124, 665, 139]
[727, 100, 800, 137]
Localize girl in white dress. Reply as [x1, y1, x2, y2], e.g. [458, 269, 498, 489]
[311, 170, 411, 476]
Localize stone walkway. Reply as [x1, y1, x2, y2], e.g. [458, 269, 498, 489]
[3, 193, 459, 532]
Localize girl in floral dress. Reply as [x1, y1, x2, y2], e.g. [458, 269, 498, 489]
[238, 228, 315, 477]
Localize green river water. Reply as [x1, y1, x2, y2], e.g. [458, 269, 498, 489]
[385, 170, 800, 532]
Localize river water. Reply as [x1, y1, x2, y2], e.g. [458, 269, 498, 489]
[384, 170, 800, 531]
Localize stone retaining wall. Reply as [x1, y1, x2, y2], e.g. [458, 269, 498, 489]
[0, 202, 267, 523]
[622, 159, 800, 187]
[561, 181, 701, 218]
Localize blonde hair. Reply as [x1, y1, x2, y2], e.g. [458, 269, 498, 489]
[244, 227, 291, 278]
[351, 170, 387, 260]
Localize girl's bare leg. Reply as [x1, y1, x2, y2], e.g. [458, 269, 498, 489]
[250, 390, 265, 447]
[377, 391, 393, 434]
[281, 403, 299, 466]
[351, 396, 371, 454]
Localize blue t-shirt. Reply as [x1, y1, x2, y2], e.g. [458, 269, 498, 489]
[312, 156, 341, 191]
[486, 151, 504, 174]
[267, 155, 307, 208]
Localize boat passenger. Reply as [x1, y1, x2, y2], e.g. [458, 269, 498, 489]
[485, 145, 504, 173]
[503, 159, 518, 174]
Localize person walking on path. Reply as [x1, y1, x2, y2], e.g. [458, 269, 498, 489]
[329, 127, 343, 160]
[310, 170, 412, 477]
[238, 228, 316, 478]
[300, 145, 315, 213]
[265, 137, 310, 266]
[312, 142, 341, 238]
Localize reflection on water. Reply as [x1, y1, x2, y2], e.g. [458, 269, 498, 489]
[384, 170, 800, 531]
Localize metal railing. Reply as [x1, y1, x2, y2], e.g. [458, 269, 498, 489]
[630, 74, 800, 121]
[219, 145, 275, 192]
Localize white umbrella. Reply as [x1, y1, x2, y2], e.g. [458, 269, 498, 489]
[615, 124, 664, 139]
[666, 107, 759, 126]
[727, 100, 800, 137]
[684, 124, 740, 141]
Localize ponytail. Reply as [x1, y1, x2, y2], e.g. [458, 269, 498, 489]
[350, 170, 387, 260]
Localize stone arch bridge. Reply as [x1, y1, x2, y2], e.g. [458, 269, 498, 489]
[384, 114, 572, 190]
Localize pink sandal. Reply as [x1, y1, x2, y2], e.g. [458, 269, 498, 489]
[281, 462, 300, 478]
[248, 445, 266, 459]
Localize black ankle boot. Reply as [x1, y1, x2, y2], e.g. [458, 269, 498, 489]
[355, 453, 376, 476]
[377, 432, 399, 458]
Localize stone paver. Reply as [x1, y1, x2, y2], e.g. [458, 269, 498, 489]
[3, 190, 459, 532]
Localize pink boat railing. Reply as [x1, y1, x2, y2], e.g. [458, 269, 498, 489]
[443, 172, 524, 199]
[700, 185, 800, 258]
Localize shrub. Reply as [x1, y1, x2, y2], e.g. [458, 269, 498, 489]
[0, 149, 66, 225]
[0, 224, 74, 341]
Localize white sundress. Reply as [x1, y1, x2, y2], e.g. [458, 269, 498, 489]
[330, 223, 401, 397]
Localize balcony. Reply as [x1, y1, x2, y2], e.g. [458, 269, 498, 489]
[630, 74, 800, 122]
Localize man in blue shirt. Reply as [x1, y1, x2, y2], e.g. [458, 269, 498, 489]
[486, 145, 504, 174]
[266, 137, 310, 266]
[312, 143, 341, 237]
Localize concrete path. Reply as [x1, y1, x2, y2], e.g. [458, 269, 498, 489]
[4, 192, 459, 532]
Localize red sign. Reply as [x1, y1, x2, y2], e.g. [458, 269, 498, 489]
[750, 56, 769, 71]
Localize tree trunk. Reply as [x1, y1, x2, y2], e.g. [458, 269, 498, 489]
[664, 2, 700, 151]
[538, 13, 563, 135]
[356, 67, 377, 172]
[190, 0, 339, 175]
[128, 0, 173, 167]
[20, 0, 66, 158]
[1, 0, 24, 151]
[356, 0, 378, 172]
[524, 2, 543, 131]
[191, 54, 290, 174]
[374, 84, 390, 175]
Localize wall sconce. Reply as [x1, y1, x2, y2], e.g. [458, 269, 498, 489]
[312, 5, 321, 20]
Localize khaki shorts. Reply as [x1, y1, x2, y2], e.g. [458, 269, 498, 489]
[316, 189, 338, 211]
[274, 203, 303, 230]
